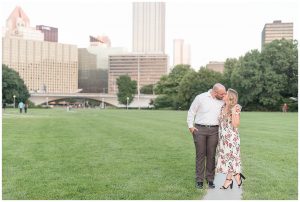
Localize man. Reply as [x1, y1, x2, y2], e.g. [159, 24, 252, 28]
[282, 103, 288, 112]
[187, 83, 226, 189]
[18, 101, 24, 113]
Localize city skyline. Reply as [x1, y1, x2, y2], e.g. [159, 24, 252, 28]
[1, 0, 299, 69]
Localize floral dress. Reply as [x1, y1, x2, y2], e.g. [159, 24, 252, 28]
[215, 104, 242, 174]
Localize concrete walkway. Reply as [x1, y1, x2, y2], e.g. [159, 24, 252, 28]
[202, 173, 243, 200]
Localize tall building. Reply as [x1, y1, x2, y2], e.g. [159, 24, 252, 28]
[5, 6, 44, 41]
[78, 36, 128, 93]
[36, 25, 58, 42]
[206, 61, 224, 73]
[261, 20, 293, 48]
[173, 39, 191, 66]
[78, 48, 108, 93]
[2, 37, 78, 93]
[108, 54, 168, 94]
[132, 2, 165, 53]
[2, 6, 78, 94]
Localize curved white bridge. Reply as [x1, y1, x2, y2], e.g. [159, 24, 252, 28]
[29, 93, 157, 108]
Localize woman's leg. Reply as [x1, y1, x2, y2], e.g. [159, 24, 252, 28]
[220, 172, 233, 189]
[233, 173, 246, 187]
[234, 173, 241, 185]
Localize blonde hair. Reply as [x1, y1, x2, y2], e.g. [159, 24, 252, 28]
[227, 88, 238, 110]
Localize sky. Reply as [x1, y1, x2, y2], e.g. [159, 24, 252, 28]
[1, 0, 299, 70]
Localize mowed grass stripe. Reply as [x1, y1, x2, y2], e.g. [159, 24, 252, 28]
[2, 109, 297, 199]
[2, 109, 202, 200]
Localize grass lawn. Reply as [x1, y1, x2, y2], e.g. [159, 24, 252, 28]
[2, 108, 298, 199]
[241, 112, 298, 200]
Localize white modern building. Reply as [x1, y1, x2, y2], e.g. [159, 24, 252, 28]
[132, 2, 165, 53]
[173, 39, 191, 66]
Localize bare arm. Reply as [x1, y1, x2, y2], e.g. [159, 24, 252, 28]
[231, 105, 241, 128]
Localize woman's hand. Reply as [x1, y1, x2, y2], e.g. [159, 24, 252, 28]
[231, 105, 241, 115]
[231, 105, 241, 128]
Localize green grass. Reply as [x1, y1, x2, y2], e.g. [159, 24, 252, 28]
[2, 109, 298, 199]
[241, 112, 298, 200]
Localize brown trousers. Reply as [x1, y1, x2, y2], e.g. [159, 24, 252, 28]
[192, 125, 219, 182]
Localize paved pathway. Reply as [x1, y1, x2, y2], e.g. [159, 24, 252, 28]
[202, 173, 243, 200]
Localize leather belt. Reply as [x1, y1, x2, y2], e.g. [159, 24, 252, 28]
[195, 124, 219, 128]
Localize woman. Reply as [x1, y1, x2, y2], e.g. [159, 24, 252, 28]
[215, 88, 246, 189]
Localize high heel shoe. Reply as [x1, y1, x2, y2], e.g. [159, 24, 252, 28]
[220, 179, 233, 189]
[234, 173, 246, 188]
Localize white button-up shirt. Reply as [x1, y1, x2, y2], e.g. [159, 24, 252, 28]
[187, 90, 224, 128]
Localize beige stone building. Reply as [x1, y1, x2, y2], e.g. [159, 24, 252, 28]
[2, 36, 78, 93]
[108, 54, 168, 94]
[206, 61, 225, 73]
[261, 20, 293, 48]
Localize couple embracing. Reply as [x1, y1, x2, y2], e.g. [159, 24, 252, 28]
[187, 83, 246, 190]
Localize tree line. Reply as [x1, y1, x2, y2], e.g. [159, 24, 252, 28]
[153, 39, 298, 111]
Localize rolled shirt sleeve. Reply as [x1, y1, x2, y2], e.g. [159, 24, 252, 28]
[187, 95, 201, 128]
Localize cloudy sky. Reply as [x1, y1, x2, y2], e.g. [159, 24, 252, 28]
[1, 0, 299, 69]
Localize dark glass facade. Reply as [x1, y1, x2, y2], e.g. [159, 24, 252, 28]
[36, 25, 58, 42]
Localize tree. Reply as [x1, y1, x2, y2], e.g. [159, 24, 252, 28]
[222, 39, 298, 111]
[154, 64, 193, 95]
[178, 68, 223, 110]
[153, 64, 193, 109]
[222, 58, 239, 88]
[229, 50, 264, 109]
[140, 84, 154, 94]
[261, 39, 298, 98]
[153, 95, 173, 109]
[116, 75, 137, 105]
[2, 64, 30, 105]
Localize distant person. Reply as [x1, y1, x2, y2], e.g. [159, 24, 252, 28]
[18, 101, 24, 113]
[2, 102, 6, 111]
[24, 101, 29, 113]
[282, 103, 288, 112]
[215, 88, 246, 189]
[187, 83, 226, 189]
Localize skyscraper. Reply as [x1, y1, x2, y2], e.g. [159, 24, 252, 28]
[36, 25, 58, 42]
[78, 35, 127, 93]
[3, 6, 78, 94]
[132, 2, 165, 53]
[261, 20, 293, 48]
[5, 6, 44, 41]
[2, 37, 78, 93]
[173, 39, 191, 66]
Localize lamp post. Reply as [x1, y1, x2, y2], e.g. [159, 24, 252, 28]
[13, 95, 16, 108]
[126, 97, 129, 110]
[137, 55, 140, 110]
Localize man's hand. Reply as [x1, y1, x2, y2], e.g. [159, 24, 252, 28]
[189, 127, 198, 134]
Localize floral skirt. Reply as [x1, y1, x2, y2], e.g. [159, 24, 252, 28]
[215, 128, 241, 174]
